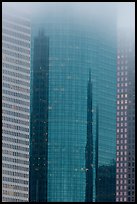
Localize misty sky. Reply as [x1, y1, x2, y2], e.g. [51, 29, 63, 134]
[3, 2, 135, 30]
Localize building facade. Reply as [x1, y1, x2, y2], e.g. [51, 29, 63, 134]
[2, 5, 31, 202]
[116, 28, 135, 202]
[29, 4, 117, 202]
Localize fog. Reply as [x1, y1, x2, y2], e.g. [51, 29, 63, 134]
[2, 2, 135, 37]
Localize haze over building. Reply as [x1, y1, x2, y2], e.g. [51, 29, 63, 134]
[2, 2, 135, 203]
[29, 4, 117, 202]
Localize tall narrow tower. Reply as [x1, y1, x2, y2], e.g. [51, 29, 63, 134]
[116, 28, 135, 202]
[29, 30, 49, 202]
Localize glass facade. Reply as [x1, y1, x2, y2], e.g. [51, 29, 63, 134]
[2, 5, 30, 202]
[29, 30, 49, 202]
[30, 4, 117, 202]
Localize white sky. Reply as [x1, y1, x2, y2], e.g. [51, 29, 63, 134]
[2, 2, 135, 29]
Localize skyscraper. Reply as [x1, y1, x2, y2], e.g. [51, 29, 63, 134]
[2, 5, 31, 202]
[29, 3, 117, 202]
[29, 30, 49, 202]
[116, 28, 135, 202]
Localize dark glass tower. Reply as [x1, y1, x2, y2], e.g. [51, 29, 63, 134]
[30, 3, 117, 202]
[85, 70, 93, 202]
[29, 31, 49, 202]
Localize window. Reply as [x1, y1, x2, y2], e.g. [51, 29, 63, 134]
[124, 180, 127, 184]
[124, 151, 127, 155]
[120, 180, 123, 184]
[121, 134, 123, 138]
[124, 157, 127, 161]
[124, 163, 127, 167]
[124, 139, 127, 144]
[124, 186, 127, 190]
[125, 94, 127, 98]
[121, 129, 123, 132]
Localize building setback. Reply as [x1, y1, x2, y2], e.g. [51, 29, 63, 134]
[2, 5, 31, 202]
[116, 28, 135, 202]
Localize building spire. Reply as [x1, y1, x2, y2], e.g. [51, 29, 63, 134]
[39, 28, 45, 36]
[89, 69, 91, 82]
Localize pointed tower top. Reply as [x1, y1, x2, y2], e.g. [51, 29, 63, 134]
[39, 28, 45, 37]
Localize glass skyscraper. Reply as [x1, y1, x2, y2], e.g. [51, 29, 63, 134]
[29, 3, 117, 202]
[2, 4, 30, 202]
